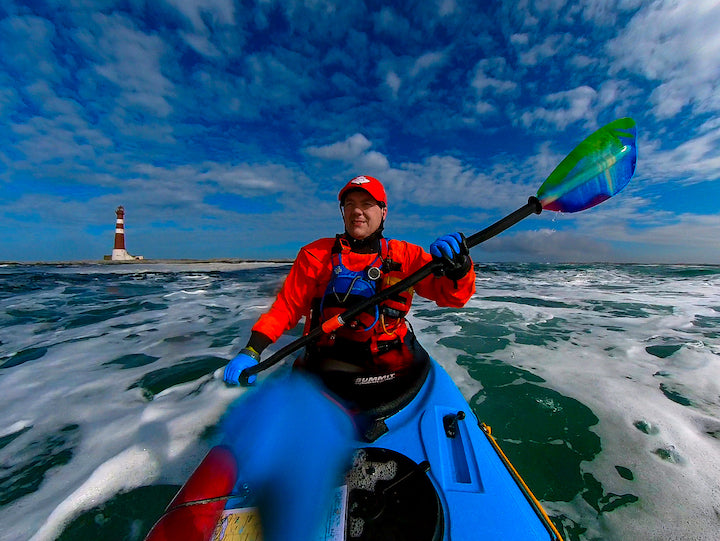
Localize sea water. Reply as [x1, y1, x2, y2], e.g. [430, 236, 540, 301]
[0, 262, 718, 541]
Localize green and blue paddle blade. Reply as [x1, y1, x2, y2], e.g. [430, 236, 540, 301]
[536, 117, 637, 213]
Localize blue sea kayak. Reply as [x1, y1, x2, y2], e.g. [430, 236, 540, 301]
[145, 357, 563, 541]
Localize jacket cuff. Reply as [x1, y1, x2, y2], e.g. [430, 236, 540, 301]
[246, 330, 273, 355]
[445, 255, 472, 281]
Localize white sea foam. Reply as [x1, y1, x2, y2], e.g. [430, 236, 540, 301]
[1, 263, 718, 540]
[0, 420, 32, 439]
[453, 265, 720, 540]
[0, 264, 287, 541]
[29, 447, 161, 541]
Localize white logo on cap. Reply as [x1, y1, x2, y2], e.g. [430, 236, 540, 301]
[351, 176, 370, 185]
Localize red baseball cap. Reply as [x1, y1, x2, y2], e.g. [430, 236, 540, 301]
[338, 176, 387, 207]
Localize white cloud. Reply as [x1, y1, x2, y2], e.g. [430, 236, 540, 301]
[199, 164, 284, 192]
[165, 0, 242, 58]
[77, 13, 175, 117]
[185, 69, 261, 120]
[410, 51, 446, 77]
[385, 71, 402, 98]
[245, 51, 316, 105]
[376, 49, 448, 104]
[483, 228, 617, 262]
[306, 133, 373, 161]
[468, 57, 518, 118]
[437, 0, 458, 17]
[271, 0, 366, 41]
[576, 0, 645, 26]
[0, 15, 60, 81]
[640, 122, 720, 184]
[373, 6, 412, 36]
[472, 71, 517, 96]
[581, 209, 720, 264]
[303, 134, 391, 175]
[517, 33, 573, 67]
[608, 0, 720, 119]
[385, 154, 533, 212]
[180, 31, 222, 58]
[0, 86, 18, 116]
[520, 86, 598, 130]
[510, 33, 529, 46]
[2, 0, 719, 264]
[12, 115, 100, 165]
[164, 0, 236, 31]
[568, 54, 596, 69]
[474, 101, 496, 115]
[627, 213, 720, 248]
[357, 151, 391, 171]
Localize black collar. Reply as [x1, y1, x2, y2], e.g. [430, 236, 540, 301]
[341, 230, 384, 253]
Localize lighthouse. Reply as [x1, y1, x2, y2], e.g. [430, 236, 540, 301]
[108, 206, 143, 261]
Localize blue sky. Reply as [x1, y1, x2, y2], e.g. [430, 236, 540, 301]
[1, 0, 719, 263]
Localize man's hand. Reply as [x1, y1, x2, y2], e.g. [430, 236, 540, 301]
[430, 232, 472, 280]
[223, 348, 260, 385]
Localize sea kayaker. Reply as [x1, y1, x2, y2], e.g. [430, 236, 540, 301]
[223, 175, 476, 410]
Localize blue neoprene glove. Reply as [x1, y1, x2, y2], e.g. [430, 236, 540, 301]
[223, 348, 259, 385]
[430, 232, 471, 280]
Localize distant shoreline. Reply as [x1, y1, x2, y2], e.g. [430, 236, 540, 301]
[0, 258, 295, 266]
[1, 260, 719, 268]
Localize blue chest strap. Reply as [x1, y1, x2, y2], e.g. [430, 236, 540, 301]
[320, 238, 388, 332]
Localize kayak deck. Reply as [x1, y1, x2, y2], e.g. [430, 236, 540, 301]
[358, 360, 562, 540]
[148, 359, 563, 541]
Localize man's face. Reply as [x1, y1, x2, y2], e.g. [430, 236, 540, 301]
[341, 190, 387, 240]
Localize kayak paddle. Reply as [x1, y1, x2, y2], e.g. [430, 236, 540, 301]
[241, 117, 637, 381]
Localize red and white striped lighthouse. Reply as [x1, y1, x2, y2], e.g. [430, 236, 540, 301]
[111, 206, 143, 261]
[113, 206, 126, 253]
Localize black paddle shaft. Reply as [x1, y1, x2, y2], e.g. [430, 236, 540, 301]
[242, 196, 542, 379]
[465, 196, 542, 248]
